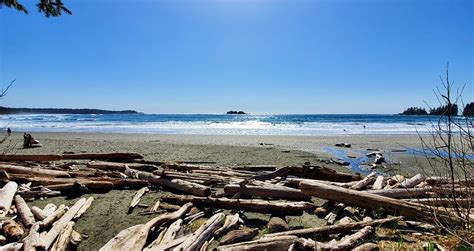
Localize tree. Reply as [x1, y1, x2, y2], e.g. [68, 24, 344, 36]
[1, 0, 71, 17]
[429, 104, 458, 116]
[400, 107, 428, 115]
[462, 102, 474, 117]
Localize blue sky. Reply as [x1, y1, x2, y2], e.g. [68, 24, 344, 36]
[0, 0, 472, 114]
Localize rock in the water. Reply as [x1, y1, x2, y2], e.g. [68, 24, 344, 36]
[267, 217, 289, 233]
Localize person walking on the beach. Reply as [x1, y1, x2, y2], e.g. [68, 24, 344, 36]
[7, 128, 11, 136]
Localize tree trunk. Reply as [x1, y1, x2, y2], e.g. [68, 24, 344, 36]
[139, 172, 211, 197]
[0, 165, 70, 178]
[62, 152, 143, 161]
[31, 206, 47, 221]
[265, 217, 401, 238]
[178, 212, 225, 250]
[351, 172, 377, 190]
[400, 174, 425, 188]
[217, 235, 298, 251]
[300, 181, 455, 223]
[23, 223, 44, 251]
[100, 203, 193, 251]
[0, 182, 18, 217]
[50, 221, 75, 251]
[223, 184, 311, 201]
[0, 154, 62, 162]
[14, 195, 35, 227]
[161, 195, 314, 215]
[315, 226, 374, 250]
[44, 198, 88, 249]
[372, 176, 385, 190]
[367, 187, 431, 198]
[75, 196, 94, 219]
[129, 187, 149, 213]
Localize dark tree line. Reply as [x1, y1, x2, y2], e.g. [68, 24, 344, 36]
[1, 0, 71, 17]
[400, 107, 428, 115]
[401, 103, 474, 116]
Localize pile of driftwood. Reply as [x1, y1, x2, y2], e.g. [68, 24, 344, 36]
[0, 152, 471, 250]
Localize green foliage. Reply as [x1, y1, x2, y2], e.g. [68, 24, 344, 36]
[401, 107, 428, 115]
[1, 0, 71, 17]
[429, 104, 458, 116]
[462, 102, 474, 117]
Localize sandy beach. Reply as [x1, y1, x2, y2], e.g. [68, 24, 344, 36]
[0, 132, 445, 250]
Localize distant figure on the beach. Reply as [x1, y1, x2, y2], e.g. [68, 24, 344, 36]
[363, 125, 366, 129]
[23, 133, 41, 148]
[7, 128, 11, 136]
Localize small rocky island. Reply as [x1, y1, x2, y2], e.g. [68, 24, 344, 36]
[0, 106, 139, 115]
[226, 111, 247, 115]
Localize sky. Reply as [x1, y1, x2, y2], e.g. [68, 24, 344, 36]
[0, 0, 472, 114]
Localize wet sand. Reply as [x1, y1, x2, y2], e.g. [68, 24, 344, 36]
[1, 132, 441, 250]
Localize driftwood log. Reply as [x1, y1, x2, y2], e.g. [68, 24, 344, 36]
[0, 182, 18, 217]
[178, 212, 225, 250]
[44, 198, 88, 249]
[51, 221, 75, 251]
[100, 202, 193, 251]
[300, 181, 456, 223]
[0, 165, 70, 178]
[223, 184, 311, 201]
[265, 217, 402, 238]
[14, 195, 35, 227]
[217, 235, 298, 251]
[316, 226, 374, 250]
[161, 195, 314, 215]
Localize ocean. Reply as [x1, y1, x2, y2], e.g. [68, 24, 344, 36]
[0, 114, 463, 135]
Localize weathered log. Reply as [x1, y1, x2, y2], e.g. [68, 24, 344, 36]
[161, 195, 314, 215]
[372, 175, 385, 190]
[245, 165, 361, 183]
[2, 220, 24, 241]
[129, 187, 149, 213]
[324, 203, 345, 225]
[178, 212, 225, 250]
[285, 178, 359, 189]
[0, 242, 23, 250]
[316, 226, 374, 250]
[150, 200, 160, 213]
[403, 198, 473, 208]
[14, 195, 35, 227]
[148, 234, 191, 251]
[139, 172, 212, 197]
[289, 238, 316, 251]
[300, 181, 454, 223]
[31, 206, 47, 221]
[217, 235, 298, 251]
[219, 227, 258, 245]
[367, 187, 431, 198]
[44, 198, 88, 249]
[23, 223, 44, 251]
[232, 165, 278, 171]
[0, 165, 70, 178]
[0, 154, 62, 162]
[267, 218, 405, 239]
[215, 213, 242, 237]
[0, 181, 18, 217]
[160, 219, 182, 245]
[43, 203, 57, 215]
[87, 161, 159, 172]
[351, 172, 376, 190]
[62, 152, 143, 160]
[40, 204, 66, 228]
[51, 221, 74, 251]
[353, 243, 379, 251]
[400, 174, 425, 188]
[223, 184, 311, 201]
[75, 196, 94, 219]
[100, 202, 193, 251]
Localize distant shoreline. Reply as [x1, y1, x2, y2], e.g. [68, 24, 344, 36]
[0, 106, 139, 115]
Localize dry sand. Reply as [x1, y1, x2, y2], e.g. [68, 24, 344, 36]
[1, 132, 441, 250]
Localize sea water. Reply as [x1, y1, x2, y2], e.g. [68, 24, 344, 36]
[0, 114, 468, 135]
